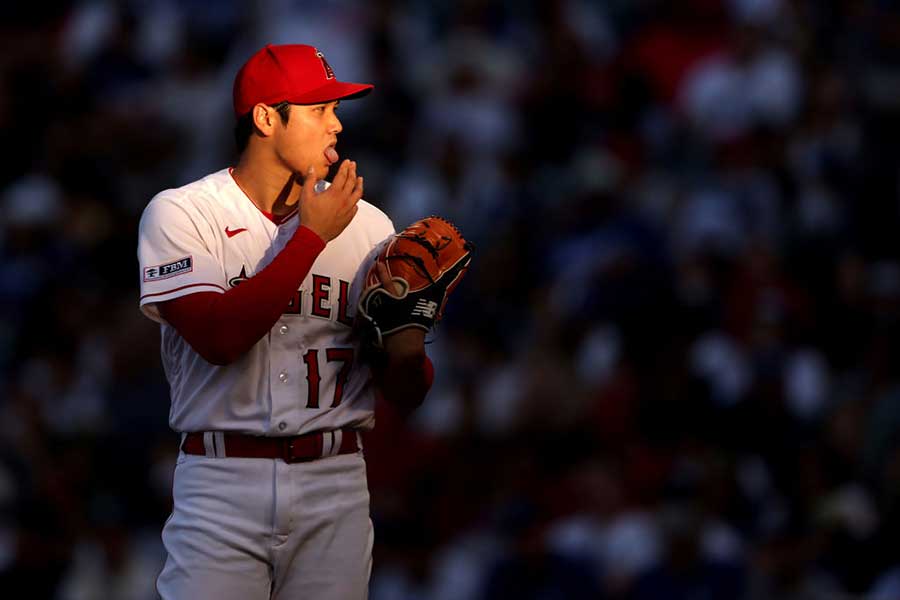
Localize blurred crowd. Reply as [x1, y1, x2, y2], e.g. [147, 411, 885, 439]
[1, 0, 899, 598]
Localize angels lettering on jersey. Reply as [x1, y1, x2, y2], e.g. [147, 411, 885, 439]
[229, 265, 353, 326]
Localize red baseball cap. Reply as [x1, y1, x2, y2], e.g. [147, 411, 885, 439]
[233, 44, 374, 116]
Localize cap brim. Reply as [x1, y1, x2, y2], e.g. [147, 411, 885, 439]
[287, 80, 374, 104]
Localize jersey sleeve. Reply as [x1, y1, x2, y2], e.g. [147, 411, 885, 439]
[137, 193, 227, 323]
[375, 209, 396, 243]
[348, 203, 397, 311]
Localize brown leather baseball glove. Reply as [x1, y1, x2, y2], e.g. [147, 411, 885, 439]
[358, 216, 473, 346]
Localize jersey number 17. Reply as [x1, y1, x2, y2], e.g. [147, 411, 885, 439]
[302, 348, 353, 408]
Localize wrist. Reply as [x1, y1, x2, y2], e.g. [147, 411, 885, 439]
[295, 224, 326, 247]
[383, 327, 426, 360]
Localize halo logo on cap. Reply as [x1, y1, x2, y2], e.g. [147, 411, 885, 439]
[315, 49, 335, 80]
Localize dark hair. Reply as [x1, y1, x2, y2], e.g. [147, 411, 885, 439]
[234, 101, 292, 153]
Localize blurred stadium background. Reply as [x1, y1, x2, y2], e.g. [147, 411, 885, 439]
[2, 0, 900, 598]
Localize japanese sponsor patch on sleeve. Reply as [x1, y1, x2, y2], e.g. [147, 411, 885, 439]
[144, 256, 193, 282]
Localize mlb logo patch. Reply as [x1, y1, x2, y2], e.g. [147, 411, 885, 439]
[144, 256, 193, 282]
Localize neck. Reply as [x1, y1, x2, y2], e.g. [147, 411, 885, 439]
[231, 151, 303, 216]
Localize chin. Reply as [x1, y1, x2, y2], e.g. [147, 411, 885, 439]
[298, 165, 326, 182]
[318, 164, 333, 180]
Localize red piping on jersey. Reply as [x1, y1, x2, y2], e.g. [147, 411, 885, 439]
[229, 167, 299, 225]
[158, 226, 326, 365]
[141, 282, 226, 301]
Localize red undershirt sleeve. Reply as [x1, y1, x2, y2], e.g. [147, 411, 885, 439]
[158, 226, 325, 365]
[375, 353, 434, 417]
[423, 354, 435, 388]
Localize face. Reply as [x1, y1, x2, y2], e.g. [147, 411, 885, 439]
[271, 101, 343, 180]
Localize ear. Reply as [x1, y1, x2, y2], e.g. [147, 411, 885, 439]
[251, 103, 276, 137]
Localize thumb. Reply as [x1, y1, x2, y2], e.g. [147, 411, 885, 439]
[302, 166, 317, 196]
[376, 262, 403, 296]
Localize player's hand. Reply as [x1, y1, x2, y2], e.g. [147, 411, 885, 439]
[375, 262, 402, 295]
[374, 262, 427, 354]
[299, 159, 363, 242]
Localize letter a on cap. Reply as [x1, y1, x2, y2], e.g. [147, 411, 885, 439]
[315, 49, 335, 80]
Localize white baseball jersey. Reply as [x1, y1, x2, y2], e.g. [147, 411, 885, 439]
[137, 168, 393, 435]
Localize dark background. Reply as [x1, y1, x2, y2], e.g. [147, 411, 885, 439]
[1, 0, 899, 598]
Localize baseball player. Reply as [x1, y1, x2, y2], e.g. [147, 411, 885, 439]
[137, 44, 433, 599]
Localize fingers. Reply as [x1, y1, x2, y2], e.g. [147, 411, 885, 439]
[334, 170, 363, 211]
[346, 161, 357, 193]
[376, 262, 391, 286]
[322, 161, 362, 221]
[298, 160, 364, 241]
[332, 159, 352, 191]
[375, 262, 402, 295]
[323, 160, 361, 198]
[351, 175, 364, 202]
[302, 166, 317, 194]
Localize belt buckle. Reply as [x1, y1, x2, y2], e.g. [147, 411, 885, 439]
[284, 436, 311, 464]
[284, 438, 298, 463]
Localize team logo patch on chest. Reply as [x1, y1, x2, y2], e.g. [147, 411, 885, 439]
[144, 256, 193, 282]
[228, 266, 249, 287]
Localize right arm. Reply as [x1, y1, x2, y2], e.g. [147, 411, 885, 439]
[159, 226, 324, 365]
[155, 161, 363, 365]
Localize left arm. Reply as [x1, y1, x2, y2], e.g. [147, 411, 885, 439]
[367, 262, 434, 416]
[362, 214, 472, 416]
[376, 328, 433, 417]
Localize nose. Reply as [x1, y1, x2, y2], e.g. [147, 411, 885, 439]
[329, 112, 342, 135]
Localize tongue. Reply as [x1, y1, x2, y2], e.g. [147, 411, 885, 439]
[324, 147, 339, 164]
